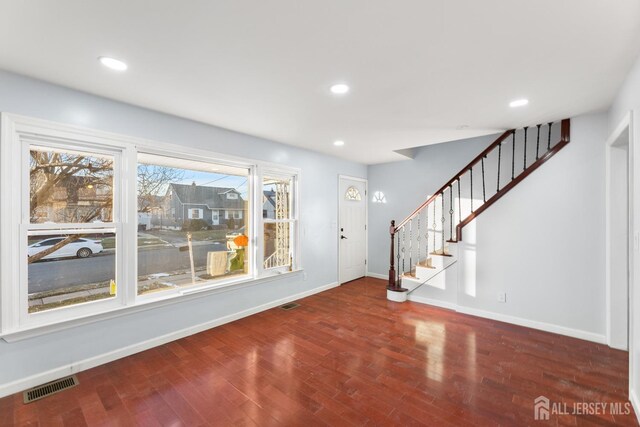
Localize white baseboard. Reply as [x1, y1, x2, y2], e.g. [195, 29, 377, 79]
[408, 297, 606, 344]
[0, 281, 339, 399]
[456, 306, 607, 344]
[366, 272, 387, 280]
[408, 295, 457, 311]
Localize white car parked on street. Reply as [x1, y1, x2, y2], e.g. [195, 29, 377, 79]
[27, 237, 104, 261]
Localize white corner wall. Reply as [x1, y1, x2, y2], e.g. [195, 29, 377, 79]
[0, 70, 367, 396]
[609, 51, 640, 418]
[368, 112, 608, 342]
[457, 113, 607, 341]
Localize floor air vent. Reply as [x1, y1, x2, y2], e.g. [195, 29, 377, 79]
[23, 375, 78, 403]
[280, 302, 300, 311]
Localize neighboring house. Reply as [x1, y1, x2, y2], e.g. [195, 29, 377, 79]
[263, 189, 276, 219]
[162, 182, 245, 228]
[32, 175, 112, 223]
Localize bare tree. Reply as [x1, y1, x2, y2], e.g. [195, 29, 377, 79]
[137, 164, 184, 213]
[28, 153, 182, 264]
[28, 150, 114, 263]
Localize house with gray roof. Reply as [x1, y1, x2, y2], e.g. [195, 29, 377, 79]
[164, 182, 245, 228]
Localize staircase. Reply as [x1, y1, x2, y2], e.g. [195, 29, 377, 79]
[387, 119, 571, 302]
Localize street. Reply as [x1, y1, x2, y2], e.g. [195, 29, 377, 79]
[28, 242, 226, 293]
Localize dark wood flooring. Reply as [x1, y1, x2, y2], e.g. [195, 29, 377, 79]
[0, 277, 636, 426]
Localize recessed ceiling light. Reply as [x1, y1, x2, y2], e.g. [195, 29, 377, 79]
[330, 84, 350, 95]
[98, 56, 128, 71]
[509, 98, 529, 108]
[333, 140, 345, 146]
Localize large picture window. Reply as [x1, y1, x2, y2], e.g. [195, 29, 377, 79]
[0, 114, 299, 336]
[136, 153, 251, 296]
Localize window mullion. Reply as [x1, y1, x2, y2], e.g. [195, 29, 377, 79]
[123, 146, 138, 306]
[293, 174, 301, 271]
[255, 165, 265, 278]
[1, 115, 23, 332]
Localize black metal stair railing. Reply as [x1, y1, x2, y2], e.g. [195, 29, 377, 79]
[387, 119, 571, 291]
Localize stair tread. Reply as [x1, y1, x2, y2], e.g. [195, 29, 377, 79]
[417, 260, 436, 269]
[430, 249, 453, 257]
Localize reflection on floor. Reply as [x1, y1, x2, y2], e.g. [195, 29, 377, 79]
[1, 277, 636, 426]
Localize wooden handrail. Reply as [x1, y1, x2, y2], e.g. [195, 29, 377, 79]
[456, 118, 570, 240]
[394, 129, 514, 231]
[388, 118, 570, 290]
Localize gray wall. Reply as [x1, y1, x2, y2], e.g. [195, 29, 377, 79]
[610, 53, 640, 131]
[367, 133, 498, 276]
[0, 70, 366, 390]
[368, 113, 608, 337]
[608, 51, 640, 411]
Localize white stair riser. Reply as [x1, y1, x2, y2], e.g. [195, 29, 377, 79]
[415, 243, 458, 282]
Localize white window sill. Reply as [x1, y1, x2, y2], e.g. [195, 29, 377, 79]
[1, 269, 304, 342]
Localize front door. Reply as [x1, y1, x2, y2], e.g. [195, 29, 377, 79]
[339, 177, 367, 284]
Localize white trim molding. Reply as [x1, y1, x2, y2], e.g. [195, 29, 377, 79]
[408, 295, 457, 311]
[0, 112, 303, 338]
[455, 306, 607, 344]
[366, 272, 387, 280]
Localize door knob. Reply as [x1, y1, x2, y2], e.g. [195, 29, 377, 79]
[341, 235, 348, 240]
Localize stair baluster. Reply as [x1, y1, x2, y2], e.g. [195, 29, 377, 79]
[432, 203, 437, 252]
[469, 167, 474, 213]
[449, 185, 454, 241]
[425, 203, 429, 257]
[481, 156, 486, 203]
[497, 139, 502, 192]
[523, 126, 528, 170]
[457, 178, 462, 233]
[401, 227, 405, 276]
[511, 130, 516, 180]
[441, 193, 445, 253]
[417, 213, 421, 269]
[409, 219, 413, 276]
[387, 119, 570, 292]
[536, 124, 541, 160]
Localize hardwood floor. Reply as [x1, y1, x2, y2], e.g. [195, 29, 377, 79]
[0, 277, 636, 426]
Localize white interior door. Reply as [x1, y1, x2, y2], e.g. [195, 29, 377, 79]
[339, 177, 367, 284]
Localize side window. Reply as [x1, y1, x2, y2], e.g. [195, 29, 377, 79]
[263, 174, 297, 270]
[26, 146, 117, 314]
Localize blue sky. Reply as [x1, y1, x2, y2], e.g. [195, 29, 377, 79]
[140, 165, 249, 199]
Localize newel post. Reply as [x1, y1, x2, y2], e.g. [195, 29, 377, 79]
[388, 220, 396, 289]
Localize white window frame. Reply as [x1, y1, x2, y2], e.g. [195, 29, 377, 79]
[1, 115, 132, 332]
[260, 170, 300, 273]
[188, 208, 203, 219]
[0, 113, 301, 339]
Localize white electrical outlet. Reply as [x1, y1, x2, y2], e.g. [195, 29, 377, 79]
[303, 272, 307, 281]
[498, 292, 506, 303]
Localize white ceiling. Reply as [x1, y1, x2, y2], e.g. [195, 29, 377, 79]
[1, 1, 639, 164]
